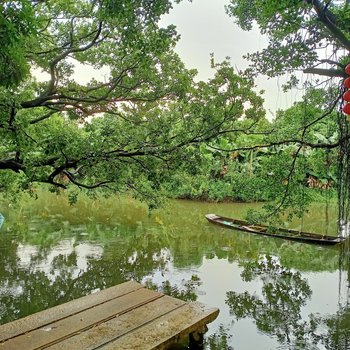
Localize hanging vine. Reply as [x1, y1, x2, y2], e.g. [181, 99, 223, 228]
[338, 71, 350, 237]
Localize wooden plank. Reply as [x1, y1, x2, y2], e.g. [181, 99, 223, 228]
[45, 295, 187, 350]
[100, 302, 219, 350]
[0, 286, 163, 350]
[0, 281, 143, 342]
[0, 281, 220, 350]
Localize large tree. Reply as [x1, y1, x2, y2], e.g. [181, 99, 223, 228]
[0, 1, 265, 205]
[226, 0, 350, 226]
[226, 0, 350, 80]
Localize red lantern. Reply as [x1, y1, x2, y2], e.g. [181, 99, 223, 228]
[342, 103, 350, 115]
[345, 64, 350, 75]
[343, 77, 350, 88]
[344, 90, 350, 102]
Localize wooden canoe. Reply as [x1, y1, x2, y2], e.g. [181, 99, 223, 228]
[205, 213, 347, 245]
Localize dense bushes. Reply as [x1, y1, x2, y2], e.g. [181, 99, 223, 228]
[164, 171, 273, 202]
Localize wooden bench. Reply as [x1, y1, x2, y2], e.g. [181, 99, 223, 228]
[0, 281, 219, 349]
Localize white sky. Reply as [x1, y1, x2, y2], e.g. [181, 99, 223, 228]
[161, 0, 303, 118]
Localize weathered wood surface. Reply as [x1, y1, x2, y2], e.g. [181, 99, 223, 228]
[0, 281, 219, 350]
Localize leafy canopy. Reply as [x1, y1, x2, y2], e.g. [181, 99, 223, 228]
[0, 0, 265, 205]
[224, 0, 350, 223]
[226, 0, 350, 80]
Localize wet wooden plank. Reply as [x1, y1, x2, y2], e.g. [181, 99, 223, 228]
[46, 295, 186, 349]
[0, 281, 219, 350]
[100, 302, 219, 350]
[0, 280, 143, 343]
[1, 287, 163, 350]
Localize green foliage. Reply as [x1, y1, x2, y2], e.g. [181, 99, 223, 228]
[0, 1, 268, 208]
[0, 1, 36, 87]
[0, 0, 343, 221]
[164, 84, 339, 223]
[226, 0, 350, 82]
[222, 0, 350, 223]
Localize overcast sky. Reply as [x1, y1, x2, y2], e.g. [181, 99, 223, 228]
[161, 0, 303, 118]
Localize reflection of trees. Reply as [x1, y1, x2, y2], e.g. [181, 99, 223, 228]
[227, 256, 312, 347]
[205, 325, 233, 350]
[144, 275, 201, 302]
[1, 193, 348, 344]
[226, 255, 350, 350]
[156, 200, 342, 273]
[0, 221, 171, 324]
[0, 238, 201, 324]
[314, 305, 350, 350]
[0, 205, 207, 324]
[5, 193, 343, 273]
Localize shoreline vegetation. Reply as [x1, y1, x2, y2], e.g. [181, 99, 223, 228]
[0, 186, 338, 233]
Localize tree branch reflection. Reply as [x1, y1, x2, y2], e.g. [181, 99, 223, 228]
[226, 255, 350, 349]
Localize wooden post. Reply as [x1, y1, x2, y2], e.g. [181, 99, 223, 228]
[188, 325, 208, 349]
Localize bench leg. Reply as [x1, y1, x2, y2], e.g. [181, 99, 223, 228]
[189, 325, 208, 349]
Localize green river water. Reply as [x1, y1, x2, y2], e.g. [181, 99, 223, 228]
[0, 193, 349, 349]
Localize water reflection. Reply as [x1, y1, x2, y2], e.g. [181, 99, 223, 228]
[0, 194, 349, 349]
[16, 240, 103, 281]
[226, 255, 350, 350]
[227, 256, 312, 348]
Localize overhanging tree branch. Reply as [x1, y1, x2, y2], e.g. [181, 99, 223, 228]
[0, 159, 25, 173]
[62, 170, 113, 189]
[303, 67, 346, 78]
[305, 0, 350, 50]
